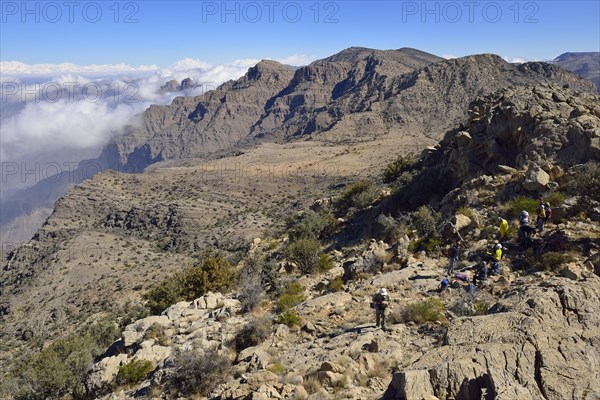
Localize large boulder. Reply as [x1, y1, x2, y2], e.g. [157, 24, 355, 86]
[523, 164, 550, 192]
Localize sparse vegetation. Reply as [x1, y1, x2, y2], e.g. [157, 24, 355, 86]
[168, 349, 231, 397]
[402, 298, 447, 324]
[326, 276, 345, 293]
[277, 282, 306, 311]
[287, 210, 338, 241]
[507, 195, 538, 219]
[335, 180, 379, 214]
[287, 238, 323, 274]
[523, 249, 576, 272]
[117, 359, 154, 385]
[412, 205, 441, 238]
[233, 318, 271, 352]
[456, 206, 474, 219]
[275, 309, 302, 327]
[383, 153, 417, 184]
[8, 321, 121, 400]
[144, 250, 236, 315]
[408, 237, 441, 254]
[374, 214, 406, 243]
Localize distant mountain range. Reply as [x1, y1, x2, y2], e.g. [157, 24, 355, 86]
[551, 52, 600, 92]
[1, 47, 597, 244]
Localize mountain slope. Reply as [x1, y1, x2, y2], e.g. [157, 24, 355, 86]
[551, 52, 600, 92]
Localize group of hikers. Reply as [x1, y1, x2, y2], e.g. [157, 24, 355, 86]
[371, 200, 553, 329]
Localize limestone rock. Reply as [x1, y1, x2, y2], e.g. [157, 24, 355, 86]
[523, 164, 550, 191]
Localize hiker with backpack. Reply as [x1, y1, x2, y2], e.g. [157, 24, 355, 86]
[517, 210, 534, 249]
[447, 240, 460, 275]
[536, 202, 547, 233]
[371, 288, 389, 329]
[486, 243, 503, 275]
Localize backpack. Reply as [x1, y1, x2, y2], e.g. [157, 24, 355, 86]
[545, 204, 552, 219]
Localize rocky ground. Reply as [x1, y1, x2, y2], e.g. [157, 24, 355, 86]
[1, 73, 599, 399]
[89, 221, 600, 400]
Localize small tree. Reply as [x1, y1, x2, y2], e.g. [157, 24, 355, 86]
[287, 238, 322, 274]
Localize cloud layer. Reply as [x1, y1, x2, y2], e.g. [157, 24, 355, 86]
[1, 55, 315, 167]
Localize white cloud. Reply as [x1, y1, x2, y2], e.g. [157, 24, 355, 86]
[0, 56, 297, 165]
[1, 100, 138, 161]
[169, 58, 212, 71]
[441, 54, 458, 60]
[275, 54, 316, 66]
[502, 56, 545, 64]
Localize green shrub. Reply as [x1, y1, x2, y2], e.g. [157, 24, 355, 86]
[408, 237, 441, 254]
[507, 196, 538, 219]
[523, 250, 575, 272]
[374, 214, 405, 243]
[412, 206, 440, 238]
[275, 309, 302, 327]
[326, 276, 344, 293]
[11, 329, 118, 400]
[383, 153, 416, 183]
[287, 210, 338, 241]
[233, 319, 271, 352]
[474, 301, 490, 316]
[544, 191, 566, 207]
[287, 238, 322, 274]
[267, 362, 285, 375]
[317, 253, 334, 272]
[276, 282, 305, 312]
[566, 162, 600, 201]
[144, 278, 181, 316]
[335, 181, 379, 213]
[117, 359, 153, 385]
[456, 206, 474, 219]
[169, 349, 231, 396]
[144, 249, 236, 315]
[402, 298, 446, 324]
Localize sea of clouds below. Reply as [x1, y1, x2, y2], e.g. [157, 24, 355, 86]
[0, 55, 313, 192]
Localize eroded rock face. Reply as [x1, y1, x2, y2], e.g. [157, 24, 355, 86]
[400, 84, 600, 208]
[384, 275, 600, 400]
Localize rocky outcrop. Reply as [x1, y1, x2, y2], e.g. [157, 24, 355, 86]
[384, 275, 600, 400]
[398, 84, 600, 208]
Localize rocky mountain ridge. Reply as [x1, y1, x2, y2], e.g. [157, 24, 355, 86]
[1, 48, 600, 400]
[2, 47, 596, 245]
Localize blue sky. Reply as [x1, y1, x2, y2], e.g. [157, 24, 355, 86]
[1, 0, 599, 67]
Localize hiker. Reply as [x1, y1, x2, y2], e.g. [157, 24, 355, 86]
[545, 202, 552, 224]
[447, 240, 460, 275]
[518, 210, 534, 249]
[518, 210, 530, 227]
[486, 243, 503, 275]
[371, 288, 389, 329]
[498, 217, 509, 240]
[536, 202, 547, 233]
[518, 225, 536, 250]
[473, 261, 488, 286]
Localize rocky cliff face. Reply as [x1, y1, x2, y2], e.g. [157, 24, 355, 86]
[397, 84, 600, 208]
[107, 49, 596, 171]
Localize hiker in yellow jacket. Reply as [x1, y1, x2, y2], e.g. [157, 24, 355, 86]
[498, 217, 509, 239]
